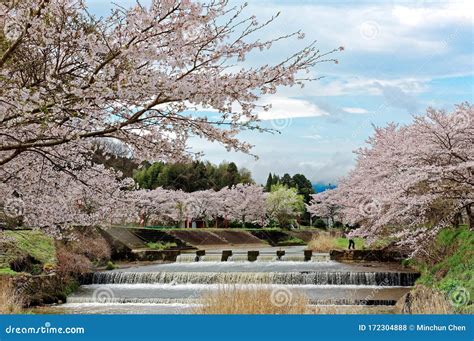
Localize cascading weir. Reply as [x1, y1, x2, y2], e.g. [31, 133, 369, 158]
[63, 250, 420, 313]
[92, 271, 419, 286]
[175, 252, 331, 262]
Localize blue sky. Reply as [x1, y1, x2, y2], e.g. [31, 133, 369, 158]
[87, 0, 474, 185]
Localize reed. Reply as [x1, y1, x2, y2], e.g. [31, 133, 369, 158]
[0, 277, 23, 314]
[195, 285, 309, 314]
[194, 286, 397, 314]
[397, 285, 453, 314]
[308, 233, 335, 252]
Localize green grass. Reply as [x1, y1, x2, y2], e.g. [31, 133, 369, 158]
[411, 225, 473, 313]
[275, 236, 306, 246]
[4, 230, 56, 265]
[334, 237, 365, 250]
[145, 241, 178, 250]
[0, 267, 18, 276]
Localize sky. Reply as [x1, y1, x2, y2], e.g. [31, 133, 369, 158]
[86, 0, 474, 185]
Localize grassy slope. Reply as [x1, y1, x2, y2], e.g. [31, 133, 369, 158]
[334, 237, 365, 250]
[411, 225, 473, 312]
[1, 230, 56, 275]
[145, 241, 178, 250]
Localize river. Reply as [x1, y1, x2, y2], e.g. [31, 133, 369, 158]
[35, 247, 418, 314]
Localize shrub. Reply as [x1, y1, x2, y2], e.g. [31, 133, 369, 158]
[59, 227, 111, 267]
[275, 236, 306, 246]
[42, 263, 55, 273]
[146, 242, 177, 250]
[55, 247, 92, 276]
[313, 219, 326, 228]
[105, 261, 116, 270]
[9, 255, 42, 275]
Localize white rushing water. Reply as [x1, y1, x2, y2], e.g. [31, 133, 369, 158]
[55, 249, 419, 314]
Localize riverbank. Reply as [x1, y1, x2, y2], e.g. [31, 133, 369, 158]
[408, 225, 473, 313]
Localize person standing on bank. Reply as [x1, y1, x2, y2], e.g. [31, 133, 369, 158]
[344, 226, 355, 250]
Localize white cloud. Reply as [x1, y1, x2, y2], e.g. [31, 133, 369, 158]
[246, 2, 456, 55]
[392, 2, 473, 27]
[301, 134, 322, 140]
[342, 107, 369, 114]
[256, 96, 329, 120]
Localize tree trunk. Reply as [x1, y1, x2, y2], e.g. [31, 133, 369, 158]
[467, 204, 474, 230]
[452, 212, 461, 228]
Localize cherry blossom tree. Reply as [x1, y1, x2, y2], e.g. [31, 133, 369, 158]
[315, 103, 473, 254]
[185, 189, 219, 227]
[124, 187, 175, 226]
[0, 152, 134, 236]
[0, 0, 340, 231]
[214, 186, 235, 228]
[307, 189, 341, 227]
[226, 183, 266, 227]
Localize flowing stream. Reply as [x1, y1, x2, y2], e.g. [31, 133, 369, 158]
[45, 249, 418, 314]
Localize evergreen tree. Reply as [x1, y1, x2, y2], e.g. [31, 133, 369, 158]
[292, 173, 315, 203]
[265, 173, 273, 192]
[281, 173, 293, 187]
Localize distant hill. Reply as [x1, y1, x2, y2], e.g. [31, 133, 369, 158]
[312, 183, 336, 193]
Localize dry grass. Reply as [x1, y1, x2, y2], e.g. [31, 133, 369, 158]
[308, 233, 335, 252]
[194, 286, 395, 314]
[0, 277, 24, 314]
[396, 285, 453, 314]
[194, 286, 309, 314]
